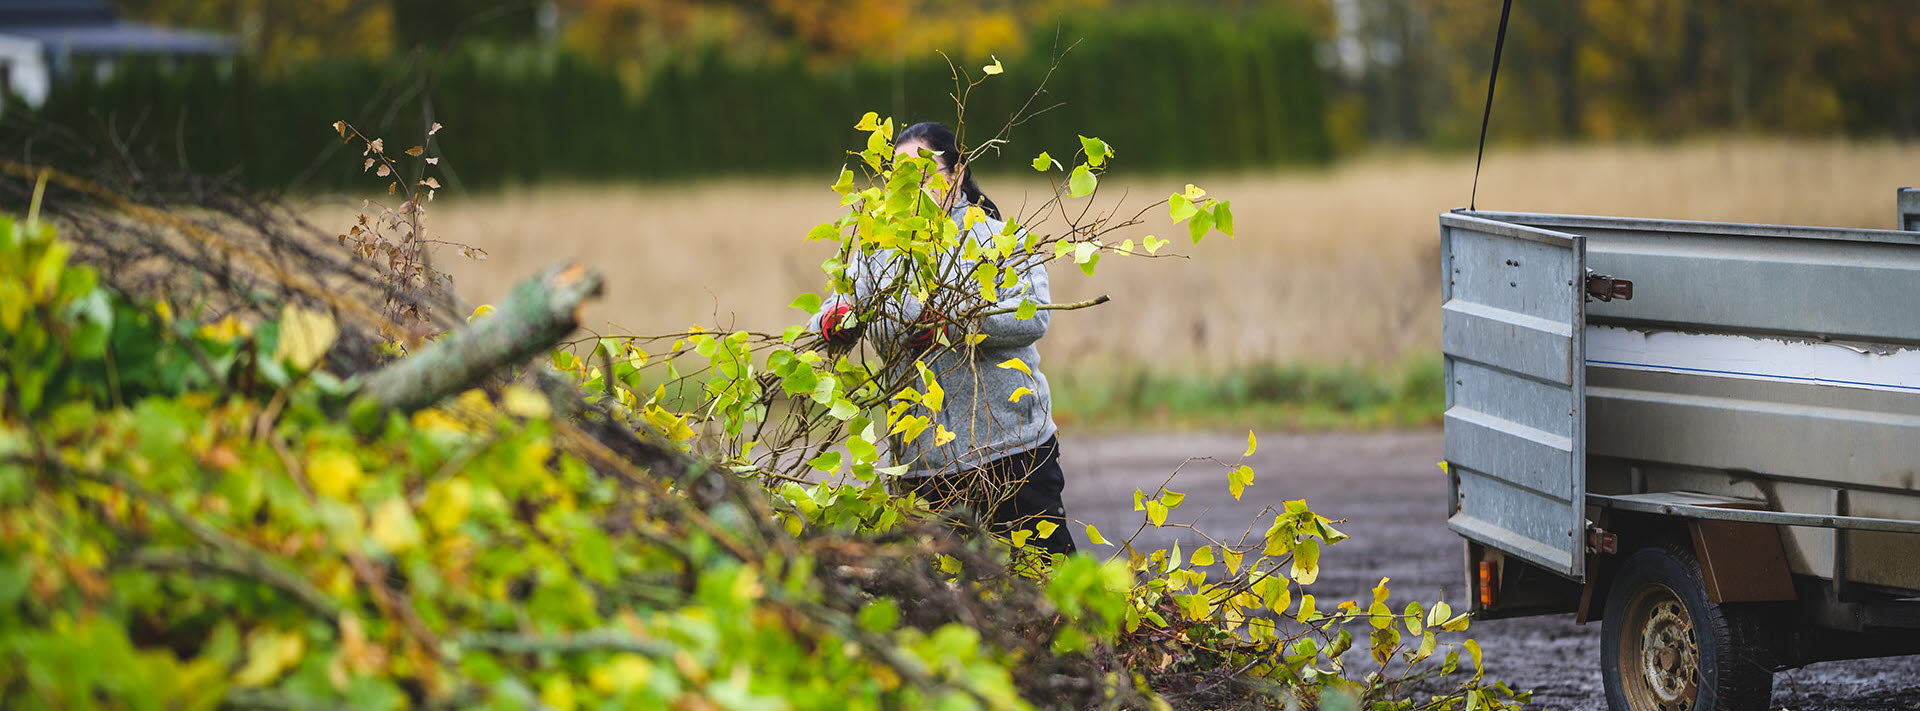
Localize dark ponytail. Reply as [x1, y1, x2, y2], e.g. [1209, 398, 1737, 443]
[895, 121, 1000, 220]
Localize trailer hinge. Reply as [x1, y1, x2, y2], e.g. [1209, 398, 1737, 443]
[1586, 525, 1619, 554]
[1585, 270, 1633, 302]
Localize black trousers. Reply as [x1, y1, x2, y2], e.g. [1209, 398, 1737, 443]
[898, 436, 1078, 556]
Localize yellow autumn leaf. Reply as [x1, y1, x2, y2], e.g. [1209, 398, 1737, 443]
[369, 498, 422, 553]
[1245, 430, 1258, 457]
[922, 378, 945, 412]
[589, 655, 653, 694]
[1035, 520, 1058, 539]
[964, 205, 987, 231]
[1295, 593, 1317, 622]
[1008, 387, 1033, 403]
[467, 304, 495, 322]
[424, 477, 472, 533]
[307, 449, 363, 499]
[1085, 524, 1109, 546]
[854, 111, 882, 131]
[982, 55, 1004, 75]
[196, 315, 250, 341]
[501, 385, 552, 419]
[274, 305, 337, 371]
[1146, 500, 1168, 526]
[233, 629, 305, 687]
[996, 358, 1032, 376]
[1190, 546, 1215, 567]
[933, 425, 957, 447]
[541, 677, 579, 711]
[1182, 183, 1207, 199]
[410, 408, 467, 434]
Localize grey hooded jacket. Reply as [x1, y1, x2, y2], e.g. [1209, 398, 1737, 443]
[808, 197, 1057, 477]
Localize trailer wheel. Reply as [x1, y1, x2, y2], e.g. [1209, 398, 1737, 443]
[1600, 544, 1774, 711]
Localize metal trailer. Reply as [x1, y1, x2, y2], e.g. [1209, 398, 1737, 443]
[1440, 190, 1920, 711]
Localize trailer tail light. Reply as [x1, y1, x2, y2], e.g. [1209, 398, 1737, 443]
[1477, 560, 1497, 608]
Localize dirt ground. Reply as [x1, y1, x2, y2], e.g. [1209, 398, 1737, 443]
[1060, 429, 1920, 711]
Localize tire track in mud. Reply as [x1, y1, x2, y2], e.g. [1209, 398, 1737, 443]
[1062, 429, 1920, 710]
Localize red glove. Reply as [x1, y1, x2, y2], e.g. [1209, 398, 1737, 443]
[904, 308, 957, 350]
[820, 302, 861, 346]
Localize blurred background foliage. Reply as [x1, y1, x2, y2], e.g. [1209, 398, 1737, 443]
[16, 0, 1918, 192]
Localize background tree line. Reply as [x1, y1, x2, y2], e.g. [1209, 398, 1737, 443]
[13, 0, 1916, 191]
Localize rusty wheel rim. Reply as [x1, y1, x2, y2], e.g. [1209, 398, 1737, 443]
[1619, 584, 1699, 711]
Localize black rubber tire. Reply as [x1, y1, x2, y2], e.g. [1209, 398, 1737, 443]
[1601, 544, 1776, 711]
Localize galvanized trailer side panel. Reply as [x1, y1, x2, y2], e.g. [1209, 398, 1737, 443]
[1466, 211, 1920, 593]
[1440, 212, 1588, 579]
[1901, 188, 1919, 231]
[1469, 212, 1920, 345]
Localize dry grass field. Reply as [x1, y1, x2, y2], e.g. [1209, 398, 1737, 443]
[307, 138, 1920, 380]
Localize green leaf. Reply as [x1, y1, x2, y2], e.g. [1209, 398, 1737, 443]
[789, 293, 822, 313]
[847, 434, 878, 463]
[1078, 135, 1112, 168]
[1085, 524, 1109, 546]
[1168, 194, 1199, 223]
[1068, 164, 1097, 197]
[806, 451, 842, 473]
[1031, 152, 1054, 172]
[1291, 539, 1321, 585]
[1160, 490, 1185, 509]
[1188, 210, 1215, 244]
[1015, 299, 1038, 320]
[1078, 252, 1100, 277]
[1143, 235, 1169, 255]
[573, 528, 616, 583]
[1213, 200, 1235, 237]
[1073, 241, 1098, 264]
[1258, 574, 1291, 613]
[806, 222, 841, 241]
[1189, 546, 1214, 567]
[859, 599, 901, 632]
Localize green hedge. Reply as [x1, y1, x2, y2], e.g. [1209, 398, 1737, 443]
[15, 7, 1328, 191]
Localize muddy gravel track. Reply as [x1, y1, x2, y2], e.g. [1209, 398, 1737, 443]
[1059, 429, 1920, 710]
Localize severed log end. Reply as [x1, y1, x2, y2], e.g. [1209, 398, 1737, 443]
[358, 262, 604, 414]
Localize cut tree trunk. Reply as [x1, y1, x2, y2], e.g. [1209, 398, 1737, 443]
[358, 263, 602, 413]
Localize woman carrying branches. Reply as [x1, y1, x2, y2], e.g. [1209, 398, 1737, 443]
[809, 121, 1077, 556]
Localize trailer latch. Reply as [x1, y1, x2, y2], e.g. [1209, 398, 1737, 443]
[1586, 526, 1619, 554]
[1585, 271, 1633, 302]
